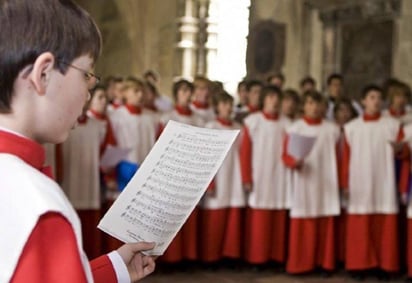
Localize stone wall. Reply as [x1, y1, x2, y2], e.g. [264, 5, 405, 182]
[76, 0, 178, 96]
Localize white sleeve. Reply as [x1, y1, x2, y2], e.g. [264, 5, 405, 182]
[107, 251, 131, 283]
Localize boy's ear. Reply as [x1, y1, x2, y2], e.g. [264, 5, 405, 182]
[29, 52, 55, 96]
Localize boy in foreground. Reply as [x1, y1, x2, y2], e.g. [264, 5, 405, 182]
[0, 0, 155, 282]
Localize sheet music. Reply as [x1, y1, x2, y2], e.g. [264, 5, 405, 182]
[100, 146, 132, 168]
[98, 120, 239, 255]
[287, 133, 316, 160]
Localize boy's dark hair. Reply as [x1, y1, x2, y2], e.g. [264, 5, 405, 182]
[283, 88, 300, 105]
[259, 85, 282, 109]
[267, 73, 285, 83]
[0, 0, 102, 113]
[300, 76, 316, 87]
[361, 84, 383, 99]
[237, 80, 247, 91]
[212, 91, 234, 114]
[143, 70, 158, 82]
[302, 90, 324, 105]
[144, 81, 159, 97]
[172, 79, 194, 101]
[246, 80, 264, 92]
[333, 97, 358, 119]
[326, 73, 343, 86]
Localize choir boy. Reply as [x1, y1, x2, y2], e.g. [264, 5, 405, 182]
[281, 88, 300, 122]
[200, 91, 244, 263]
[105, 76, 124, 111]
[110, 77, 159, 165]
[283, 91, 341, 274]
[241, 85, 291, 266]
[333, 98, 358, 264]
[189, 76, 215, 124]
[342, 85, 409, 279]
[383, 80, 412, 125]
[0, 0, 155, 281]
[160, 79, 203, 263]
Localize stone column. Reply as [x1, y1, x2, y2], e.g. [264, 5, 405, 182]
[204, 0, 218, 79]
[393, 0, 412, 83]
[176, 0, 198, 79]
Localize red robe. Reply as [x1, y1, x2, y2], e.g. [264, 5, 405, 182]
[341, 113, 409, 272]
[0, 130, 118, 282]
[282, 117, 339, 273]
[240, 112, 290, 264]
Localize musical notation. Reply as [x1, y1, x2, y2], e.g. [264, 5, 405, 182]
[98, 120, 239, 256]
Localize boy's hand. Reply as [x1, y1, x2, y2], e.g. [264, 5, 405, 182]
[294, 160, 304, 170]
[117, 242, 156, 282]
[390, 141, 405, 154]
[401, 193, 408, 206]
[106, 180, 118, 191]
[243, 183, 253, 192]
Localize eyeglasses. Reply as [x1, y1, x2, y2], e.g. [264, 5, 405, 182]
[58, 61, 100, 91]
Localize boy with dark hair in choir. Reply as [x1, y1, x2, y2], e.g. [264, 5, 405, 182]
[241, 85, 291, 266]
[105, 76, 124, 111]
[245, 80, 264, 114]
[333, 98, 358, 265]
[200, 91, 245, 264]
[281, 88, 300, 122]
[267, 73, 285, 89]
[341, 85, 409, 280]
[160, 79, 203, 264]
[283, 91, 341, 274]
[110, 77, 159, 165]
[61, 103, 105, 259]
[190, 76, 215, 124]
[300, 76, 317, 94]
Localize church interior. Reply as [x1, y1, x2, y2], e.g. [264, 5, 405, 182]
[54, 0, 412, 282]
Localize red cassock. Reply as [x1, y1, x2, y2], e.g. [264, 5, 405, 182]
[283, 117, 341, 274]
[0, 130, 119, 283]
[240, 112, 292, 265]
[341, 113, 409, 272]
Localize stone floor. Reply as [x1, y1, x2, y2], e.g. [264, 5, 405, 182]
[142, 267, 407, 283]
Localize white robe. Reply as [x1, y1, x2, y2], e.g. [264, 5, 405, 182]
[201, 120, 245, 209]
[110, 106, 158, 164]
[287, 119, 340, 218]
[61, 119, 101, 210]
[344, 116, 400, 214]
[244, 113, 291, 209]
[0, 154, 93, 282]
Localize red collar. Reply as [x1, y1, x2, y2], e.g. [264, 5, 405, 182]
[175, 105, 192, 116]
[217, 117, 233, 126]
[125, 104, 142, 115]
[144, 104, 158, 112]
[87, 109, 107, 121]
[262, 112, 279, 120]
[248, 105, 259, 113]
[363, 113, 381, 121]
[303, 116, 322, 125]
[389, 108, 405, 118]
[77, 114, 88, 124]
[192, 101, 210, 109]
[111, 101, 122, 108]
[0, 130, 45, 170]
